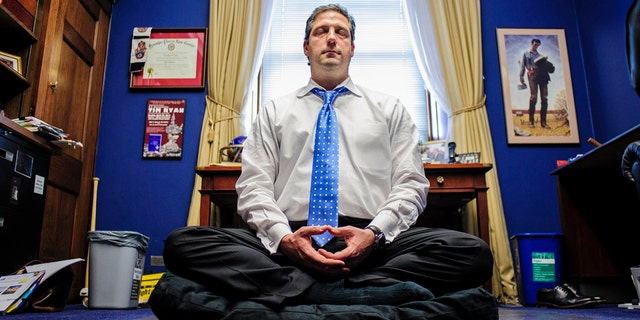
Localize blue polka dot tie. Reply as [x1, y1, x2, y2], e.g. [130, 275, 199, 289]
[308, 86, 348, 247]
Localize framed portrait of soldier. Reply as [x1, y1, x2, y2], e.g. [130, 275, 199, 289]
[496, 28, 579, 144]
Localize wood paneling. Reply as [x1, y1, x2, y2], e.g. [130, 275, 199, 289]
[40, 186, 77, 259]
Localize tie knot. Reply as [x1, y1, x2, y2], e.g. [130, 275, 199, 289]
[312, 86, 348, 106]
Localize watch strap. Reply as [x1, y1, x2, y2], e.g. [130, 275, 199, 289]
[365, 225, 385, 250]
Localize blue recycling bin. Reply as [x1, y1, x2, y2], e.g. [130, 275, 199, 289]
[511, 233, 564, 306]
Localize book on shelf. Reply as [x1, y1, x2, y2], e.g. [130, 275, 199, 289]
[0, 258, 84, 314]
[12, 116, 69, 139]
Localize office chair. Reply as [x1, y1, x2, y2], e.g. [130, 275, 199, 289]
[621, 141, 640, 200]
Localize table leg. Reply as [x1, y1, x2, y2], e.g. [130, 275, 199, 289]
[199, 192, 212, 226]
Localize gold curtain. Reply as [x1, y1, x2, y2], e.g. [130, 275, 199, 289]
[186, 1, 264, 226]
[428, 0, 519, 304]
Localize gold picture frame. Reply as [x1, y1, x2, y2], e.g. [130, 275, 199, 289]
[496, 28, 579, 144]
[0, 51, 22, 74]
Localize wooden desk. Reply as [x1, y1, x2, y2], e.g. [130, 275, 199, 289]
[196, 163, 493, 245]
[551, 124, 640, 302]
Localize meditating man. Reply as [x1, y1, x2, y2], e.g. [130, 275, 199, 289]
[162, 3, 493, 309]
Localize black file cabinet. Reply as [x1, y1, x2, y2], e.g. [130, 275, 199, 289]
[0, 127, 50, 275]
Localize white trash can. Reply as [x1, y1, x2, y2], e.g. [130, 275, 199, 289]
[87, 231, 149, 309]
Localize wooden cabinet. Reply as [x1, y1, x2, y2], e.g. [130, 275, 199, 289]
[2, 0, 112, 300]
[0, 117, 50, 276]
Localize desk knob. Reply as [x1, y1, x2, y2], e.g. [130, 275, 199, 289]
[436, 176, 445, 184]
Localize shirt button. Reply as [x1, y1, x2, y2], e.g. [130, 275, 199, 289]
[389, 232, 395, 237]
[269, 241, 275, 247]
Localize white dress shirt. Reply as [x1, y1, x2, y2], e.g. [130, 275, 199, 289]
[236, 77, 429, 253]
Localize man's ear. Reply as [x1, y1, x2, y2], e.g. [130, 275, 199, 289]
[303, 40, 310, 57]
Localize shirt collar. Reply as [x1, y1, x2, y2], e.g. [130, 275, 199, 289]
[296, 77, 361, 98]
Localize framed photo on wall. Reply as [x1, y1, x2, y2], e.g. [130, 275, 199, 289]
[496, 28, 579, 144]
[130, 28, 207, 89]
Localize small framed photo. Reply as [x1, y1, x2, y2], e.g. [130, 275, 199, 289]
[420, 140, 448, 164]
[14, 150, 33, 178]
[0, 51, 22, 74]
[458, 152, 481, 164]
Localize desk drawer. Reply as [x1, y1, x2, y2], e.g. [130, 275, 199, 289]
[425, 172, 481, 190]
[211, 175, 237, 191]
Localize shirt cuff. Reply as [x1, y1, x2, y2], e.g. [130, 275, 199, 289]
[259, 222, 293, 254]
[369, 211, 401, 242]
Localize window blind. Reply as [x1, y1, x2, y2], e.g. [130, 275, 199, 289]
[260, 0, 428, 141]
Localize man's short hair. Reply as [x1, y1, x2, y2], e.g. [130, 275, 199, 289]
[531, 38, 541, 44]
[305, 4, 356, 42]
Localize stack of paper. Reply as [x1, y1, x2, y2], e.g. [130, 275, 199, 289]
[0, 272, 44, 314]
[12, 117, 83, 149]
[0, 258, 84, 314]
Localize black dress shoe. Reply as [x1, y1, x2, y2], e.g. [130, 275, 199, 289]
[559, 283, 607, 303]
[536, 283, 606, 308]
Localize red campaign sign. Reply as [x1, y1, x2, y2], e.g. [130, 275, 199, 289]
[143, 99, 186, 159]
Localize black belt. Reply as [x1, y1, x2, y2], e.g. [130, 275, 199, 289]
[289, 216, 372, 231]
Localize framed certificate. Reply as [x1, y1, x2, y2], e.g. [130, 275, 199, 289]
[130, 28, 207, 89]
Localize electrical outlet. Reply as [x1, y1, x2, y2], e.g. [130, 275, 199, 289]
[150, 255, 164, 267]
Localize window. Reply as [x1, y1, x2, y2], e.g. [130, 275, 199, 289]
[249, 0, 446, 142]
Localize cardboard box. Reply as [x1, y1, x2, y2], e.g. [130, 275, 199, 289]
[138, 272, 165, 305]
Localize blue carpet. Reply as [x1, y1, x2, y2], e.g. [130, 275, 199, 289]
[7, 303, 640, 319]
[499, 304, 640, 319]
[4, 304, 157, 319]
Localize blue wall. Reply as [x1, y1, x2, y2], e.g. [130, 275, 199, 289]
[95, 0, 640, 273]
[575, 0, 640, 138]
[481, 0, 639, 237]
[94, 0, 208, 273]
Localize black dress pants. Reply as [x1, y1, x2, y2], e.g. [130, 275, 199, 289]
[162, 223, 493, 307]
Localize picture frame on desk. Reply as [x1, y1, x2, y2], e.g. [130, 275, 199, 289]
[496, 28, 579, 144]
[458, 152, 481, 164]
[0, 51, 22, 74]
[129, 28, 207, 89]
[420, 140, 448, 164]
